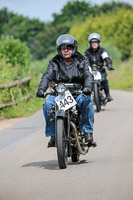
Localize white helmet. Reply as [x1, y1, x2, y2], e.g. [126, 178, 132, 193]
[88, 33, 101, 43]
[88, 33, 101, 49]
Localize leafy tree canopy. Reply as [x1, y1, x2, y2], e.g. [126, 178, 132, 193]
[0, 1, 132, 60]
[0, 8, 15, 35]
[69, 8, 133, 59]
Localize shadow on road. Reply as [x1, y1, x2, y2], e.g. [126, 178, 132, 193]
[22, 159, 89, 170]
[22, 160, 59, 170]
[68, 159, 89, 166]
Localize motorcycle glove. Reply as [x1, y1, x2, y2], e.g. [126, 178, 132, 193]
[82, 87, 91, 95]
[107, 64, 114, 70]
[36, 90, 44, 98]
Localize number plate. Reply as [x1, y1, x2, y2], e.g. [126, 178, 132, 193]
[55, 90, 77, 111]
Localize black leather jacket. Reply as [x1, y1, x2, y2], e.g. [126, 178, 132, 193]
[84, 47, 112, 73]
[37, 52, 93, 92]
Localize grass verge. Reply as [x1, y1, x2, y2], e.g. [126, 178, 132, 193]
[109, 57, 133, 90]
[0, 53, 55, 118]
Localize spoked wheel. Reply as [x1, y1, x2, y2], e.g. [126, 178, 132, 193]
[71, 146, 80, 162]
[94, 83, 101, 112]
[56, 118, 68, 169]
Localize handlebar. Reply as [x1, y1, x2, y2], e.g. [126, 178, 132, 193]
[36, 82, 91, 99]
[38, 89, 88, 99]
[102, 66, 115, 71]
[91, 64, 115, 72]
[43, 91, 55, 98]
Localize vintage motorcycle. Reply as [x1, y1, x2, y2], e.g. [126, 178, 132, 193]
[44, 82, 96, 169]
[89, 64, 113, 112]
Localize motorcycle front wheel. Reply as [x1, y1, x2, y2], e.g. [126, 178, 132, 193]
[56, 118, 68, 169]
[94, 83, 101, 112]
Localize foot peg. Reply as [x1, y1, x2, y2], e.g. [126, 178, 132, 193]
[47, 144, 55, 148]
[88, 142, 97, 148]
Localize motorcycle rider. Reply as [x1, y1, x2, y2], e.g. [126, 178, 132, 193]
[84, 33, 114, 101]
[36, 34, 94, 147]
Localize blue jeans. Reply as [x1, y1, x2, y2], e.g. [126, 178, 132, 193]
[43, 94, 94, 137]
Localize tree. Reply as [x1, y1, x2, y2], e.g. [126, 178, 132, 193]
[3, 16, 45, 43]
[113, 9, 133, 59]
[52, 0, 92, 25]
[0, 1, 132, 60]
[91, 1, 132, 15]
[0, 8, 15, 35]
[69, 8, 133, 60]
[30, 24, 69, 59]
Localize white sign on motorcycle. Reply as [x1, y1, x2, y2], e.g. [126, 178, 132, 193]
[55, 90, 77, 111]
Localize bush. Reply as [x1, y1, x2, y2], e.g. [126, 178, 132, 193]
[0, 35, 31, 83]
[0, 35, 31, 71]
[69, 8, 133, 60]
[0, 35, 32, 108]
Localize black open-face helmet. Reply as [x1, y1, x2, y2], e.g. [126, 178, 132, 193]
[56, 34, 78, 57]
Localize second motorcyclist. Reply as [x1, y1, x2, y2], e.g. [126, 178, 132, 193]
[84, 33, 114, 101]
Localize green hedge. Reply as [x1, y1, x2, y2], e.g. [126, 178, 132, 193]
[69, 8, 133, 60]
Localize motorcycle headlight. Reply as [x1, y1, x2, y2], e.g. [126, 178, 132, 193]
[92, 66, 97, 72]
[55, 83, 66, 94]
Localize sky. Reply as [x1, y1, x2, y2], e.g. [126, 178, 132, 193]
[0, 0, 133, 22]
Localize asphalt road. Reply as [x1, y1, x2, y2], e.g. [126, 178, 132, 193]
[0, 90, 133, 200]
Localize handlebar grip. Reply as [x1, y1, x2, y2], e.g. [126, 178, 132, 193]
[44, 91, 56, 98]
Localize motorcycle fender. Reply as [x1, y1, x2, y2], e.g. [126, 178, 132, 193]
[93, 72, 102, 80]
[55, 110, 66, 118]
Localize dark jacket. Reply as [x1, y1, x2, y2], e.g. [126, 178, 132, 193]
[37, 52, 93, 92]
[84, 47, 112, 73]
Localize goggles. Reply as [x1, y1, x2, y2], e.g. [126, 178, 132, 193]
[60, 44, 73, 50]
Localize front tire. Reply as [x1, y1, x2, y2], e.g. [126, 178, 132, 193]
[94, 83, 101, 112]
[56, 118, 68, 169]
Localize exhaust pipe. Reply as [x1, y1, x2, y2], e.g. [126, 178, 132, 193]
[70, 121, 89, 155]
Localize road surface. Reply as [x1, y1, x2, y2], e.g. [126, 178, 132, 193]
[0, 90, 133, 200]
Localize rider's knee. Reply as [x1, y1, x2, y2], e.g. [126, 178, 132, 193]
[43, 96, 55, 111]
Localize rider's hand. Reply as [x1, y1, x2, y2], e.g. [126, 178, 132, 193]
[36, 90, 44, 98]
[83, 87, 91, 95]
[107, 64, 115, 71]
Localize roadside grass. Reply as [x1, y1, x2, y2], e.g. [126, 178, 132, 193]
[0, 53, 55, 118]
[108, 57, 133, 90]
[30, 52, 56, 76]
[0, 98, 44, 118]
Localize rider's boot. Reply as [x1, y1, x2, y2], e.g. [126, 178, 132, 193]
[104, 88, 113, 101]
[85, 132, 93, 143]
[101, 93, 106, 102]
[48, 136, 55, 147]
